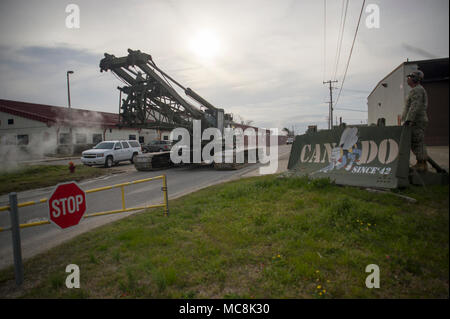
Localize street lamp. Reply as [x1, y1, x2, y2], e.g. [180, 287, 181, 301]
[66, 71, 74, 154]
[67, 70, 74, 109]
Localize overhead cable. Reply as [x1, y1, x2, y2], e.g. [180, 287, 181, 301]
[334, 0, 366, 109]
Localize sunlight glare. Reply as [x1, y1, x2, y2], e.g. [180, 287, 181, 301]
[189, 30, 220, 59]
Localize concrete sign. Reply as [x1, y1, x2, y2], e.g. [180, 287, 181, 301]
[287, 126, 411, 189]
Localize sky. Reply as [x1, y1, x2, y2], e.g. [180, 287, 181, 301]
[0, 0, 448, 134]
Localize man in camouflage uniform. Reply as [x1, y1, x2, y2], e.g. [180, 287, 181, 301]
[402, 70, 428, 172]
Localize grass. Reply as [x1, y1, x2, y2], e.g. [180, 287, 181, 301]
[0, 165, 111, 195]
[0, 175, 448, 298]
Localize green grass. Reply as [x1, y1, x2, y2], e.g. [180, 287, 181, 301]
[0, 175, 448, 298]
[0, 165, 111, 195]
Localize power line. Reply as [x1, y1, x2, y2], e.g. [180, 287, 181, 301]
[334, 0, 366, 109]
[340, 88, 370, 94]
[334, 107, 367, 112]
[331, 0, 345, 80]
[332, 0, 349, 81]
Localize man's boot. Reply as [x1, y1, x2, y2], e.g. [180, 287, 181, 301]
[415, 160, 428, 172]
[411, 161, 422, 170]
[419, 160, 428, 172]
[411, 160, 428, 172]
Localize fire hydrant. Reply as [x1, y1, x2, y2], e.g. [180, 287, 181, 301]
[68, 161, 76, 174]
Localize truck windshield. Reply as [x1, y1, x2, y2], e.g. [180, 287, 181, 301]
[94, 142, 115, 149]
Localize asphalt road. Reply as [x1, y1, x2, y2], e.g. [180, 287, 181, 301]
[0, 145, 292, 270]
[1, 144, 447, 270]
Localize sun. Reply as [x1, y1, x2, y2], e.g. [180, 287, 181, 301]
[189, 30, 220, 60]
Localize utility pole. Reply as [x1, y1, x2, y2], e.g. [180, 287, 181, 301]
[323, 80, 338, 129]
[67, 70, 74, 154]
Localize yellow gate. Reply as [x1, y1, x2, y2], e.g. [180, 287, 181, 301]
[0, 174, 169, 232]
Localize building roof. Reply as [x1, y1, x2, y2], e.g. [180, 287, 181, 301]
[0, 99, 121, 128]
[368, 57, 449, 98]
[0, 99, 274, 134]
[405, 57, 449, 82]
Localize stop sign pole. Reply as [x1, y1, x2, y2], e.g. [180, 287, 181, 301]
[48, 181, 87, 229]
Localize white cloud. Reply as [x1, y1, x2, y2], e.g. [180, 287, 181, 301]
[0, 0, 448, 133]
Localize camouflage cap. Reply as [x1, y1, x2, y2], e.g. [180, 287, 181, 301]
[407, 70, 424, 82]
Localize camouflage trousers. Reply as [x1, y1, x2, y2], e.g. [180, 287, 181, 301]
[411, 125, 428, 161]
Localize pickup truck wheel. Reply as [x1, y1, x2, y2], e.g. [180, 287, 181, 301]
[105, 156, 113, 168]
[130, 153, 137, 164]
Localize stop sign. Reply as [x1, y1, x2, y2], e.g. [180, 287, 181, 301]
[48, 182, 87, 229]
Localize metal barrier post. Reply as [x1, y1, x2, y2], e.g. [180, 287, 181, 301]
[121, 185, 126, 210]
[9, 192, 24, 286]
[162, 175, 169, 216]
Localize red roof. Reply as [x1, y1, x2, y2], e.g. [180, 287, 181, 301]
[0, 99, 120, 128]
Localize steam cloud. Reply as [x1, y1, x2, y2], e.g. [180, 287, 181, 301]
[0, 106, 110, 172]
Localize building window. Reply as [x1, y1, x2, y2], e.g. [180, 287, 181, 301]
[8, 119, 14, 125]
[17, 135, 29, 145]
[75, 133, 87, 144]
[129, 134, 136, 140]
[59, 133, 71, 145]
[163, 135, 169, 141]
[93, 133, 102, 144]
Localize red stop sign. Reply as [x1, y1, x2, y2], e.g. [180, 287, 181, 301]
[48, 182, 87, 229]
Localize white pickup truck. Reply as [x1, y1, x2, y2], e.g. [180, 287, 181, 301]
[81, 140, 142, 168]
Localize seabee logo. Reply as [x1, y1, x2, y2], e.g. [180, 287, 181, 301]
[319, 127, 362, 173]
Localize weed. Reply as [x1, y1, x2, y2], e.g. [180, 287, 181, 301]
[2, 176, 447, 299]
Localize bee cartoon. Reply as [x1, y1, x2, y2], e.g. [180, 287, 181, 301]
[318, 127, 362, 173]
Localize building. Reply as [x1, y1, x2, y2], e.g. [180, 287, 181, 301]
[367, 57, 449, 146]
[0, 99, 280, 161]
[0, 99, 171, 155]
